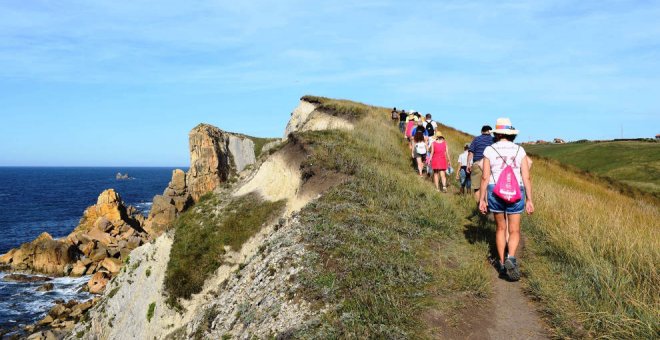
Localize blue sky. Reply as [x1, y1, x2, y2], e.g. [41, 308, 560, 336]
[1, 0, 658, 166]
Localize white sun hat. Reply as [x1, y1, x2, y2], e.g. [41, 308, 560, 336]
[492, 117, 519, 135]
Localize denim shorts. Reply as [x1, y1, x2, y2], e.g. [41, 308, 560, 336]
[487, 184, 525, 214]
[459, 167, 471, 188]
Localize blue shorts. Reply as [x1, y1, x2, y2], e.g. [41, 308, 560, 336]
[487, 184, 525, 214]
[459, 167, 471, 188]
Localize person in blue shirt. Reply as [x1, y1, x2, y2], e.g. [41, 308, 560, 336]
[467, 125, 493, 200]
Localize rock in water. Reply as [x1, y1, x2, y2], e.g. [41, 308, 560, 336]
[115, 172, 130, 180]
[2, 273, 52, 283]
[36, 282, 55, 292]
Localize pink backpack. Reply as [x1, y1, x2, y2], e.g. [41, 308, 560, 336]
[490, 146, 522, 203]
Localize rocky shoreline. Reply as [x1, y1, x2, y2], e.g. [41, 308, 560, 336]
[0, 124, 260, 338]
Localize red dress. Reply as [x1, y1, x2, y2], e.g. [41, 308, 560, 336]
[430, 140, 448, 170]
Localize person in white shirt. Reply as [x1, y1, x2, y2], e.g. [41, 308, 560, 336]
[478, 118, 534, 282]
[456, 143, 471, 194]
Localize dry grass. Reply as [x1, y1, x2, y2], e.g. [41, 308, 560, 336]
[522, 157, 659, 338]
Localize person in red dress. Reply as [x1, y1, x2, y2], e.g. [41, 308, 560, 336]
[429, 133, 451, 192]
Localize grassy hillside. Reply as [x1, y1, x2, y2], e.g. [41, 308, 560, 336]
[286, 97, 493, 338]
[525, 141, 660, 197]
[164, 96, 658, 338]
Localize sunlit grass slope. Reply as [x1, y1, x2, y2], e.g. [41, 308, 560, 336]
[526, 141, 660, 198]
[290, 99, 491, 338]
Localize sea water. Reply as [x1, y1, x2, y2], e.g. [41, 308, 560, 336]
[0, 167, 180, 332]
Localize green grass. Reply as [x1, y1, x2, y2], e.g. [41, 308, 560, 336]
[301, 95, 370, 119]
[526, 140, 660, 197]
[286, 109, 491, 338]
[248, 136, 278, 158]
[164, 192, 285, 303]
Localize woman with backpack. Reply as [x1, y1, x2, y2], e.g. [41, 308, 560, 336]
[428, 133, 451, 192]
[478, 118, 534, 282]
[412, 129, 428, 176]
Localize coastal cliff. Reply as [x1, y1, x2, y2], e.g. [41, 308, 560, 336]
[5, 96, 361, 339]
[65, 96, 356, 339]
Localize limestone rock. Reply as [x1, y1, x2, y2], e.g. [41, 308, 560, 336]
[100, 257, 122, 274]
[187, 124, 230, 201]
[88, 272, 109, 294]
[86, 228, 113, 246]
[227, 135, 256, 172]
[0, 233, 77, 275]
[70, 261, 88, 277]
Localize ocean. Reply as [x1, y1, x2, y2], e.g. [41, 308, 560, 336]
[0, 167, 180, 332]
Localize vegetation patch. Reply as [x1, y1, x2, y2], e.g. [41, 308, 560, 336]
[248, 136, 279, 158]
[301, 95, 370, 119]
[146, 302, 156, 323]
[164, 192, 285, 303]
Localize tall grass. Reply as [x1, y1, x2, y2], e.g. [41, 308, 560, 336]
[522, 158, 659, 338]
[440, 121, 659, 338]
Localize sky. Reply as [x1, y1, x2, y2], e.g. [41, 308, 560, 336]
[1, 0, 658, 166]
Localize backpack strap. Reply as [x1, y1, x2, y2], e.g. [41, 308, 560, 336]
[487, 145, 521, 182]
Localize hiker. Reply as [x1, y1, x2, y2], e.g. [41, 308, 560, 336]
[405, 113, 417, 141]
[428, 133, 451, 192]
[399, 110, 407, 134]
[412, 129, 428, 176]
[467, 125, 493, 201]
[391, 107, 398, 123]
[424, 113, 437, 137]
[411, 120, 429, 141]
[478, 118, 534, 281]
[456, 143, 471, 194]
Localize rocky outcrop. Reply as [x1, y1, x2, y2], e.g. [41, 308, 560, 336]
[143, 125, 258, 234]
[187, 124, 231, 201]
[144, 169, 192, 235]
[0, 189, 148, 292]
[26, 299, 97, 338]
[0, 233, 77, 275]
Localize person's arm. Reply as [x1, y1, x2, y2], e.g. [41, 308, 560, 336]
[428, 143, 435, 164]
[478, 158, 491, 214]
[521, 155, 534, 214]
[467, 151, 474, 173]
[446, 146, 451, 168]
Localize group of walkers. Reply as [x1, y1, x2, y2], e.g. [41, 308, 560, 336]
[391, 108, 535, 282]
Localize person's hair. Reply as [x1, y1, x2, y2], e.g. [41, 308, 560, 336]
[414, 130, 425, 143]
[464, 144, 469, 150]
[493, 133, 516, 142]
[425, 113, 432, 119]
[415, 112, 421, 118]
[481, 125, 492, 133]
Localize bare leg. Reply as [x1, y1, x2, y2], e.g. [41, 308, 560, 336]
[416, 157, 423, 176]
[495, 213, 508, 264]
[506, 213, 522, 258]
[433, 170, 440, 190]
[440, 171, 447, 189]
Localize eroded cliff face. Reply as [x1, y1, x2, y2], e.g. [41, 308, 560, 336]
[283, 99, 354, 138]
